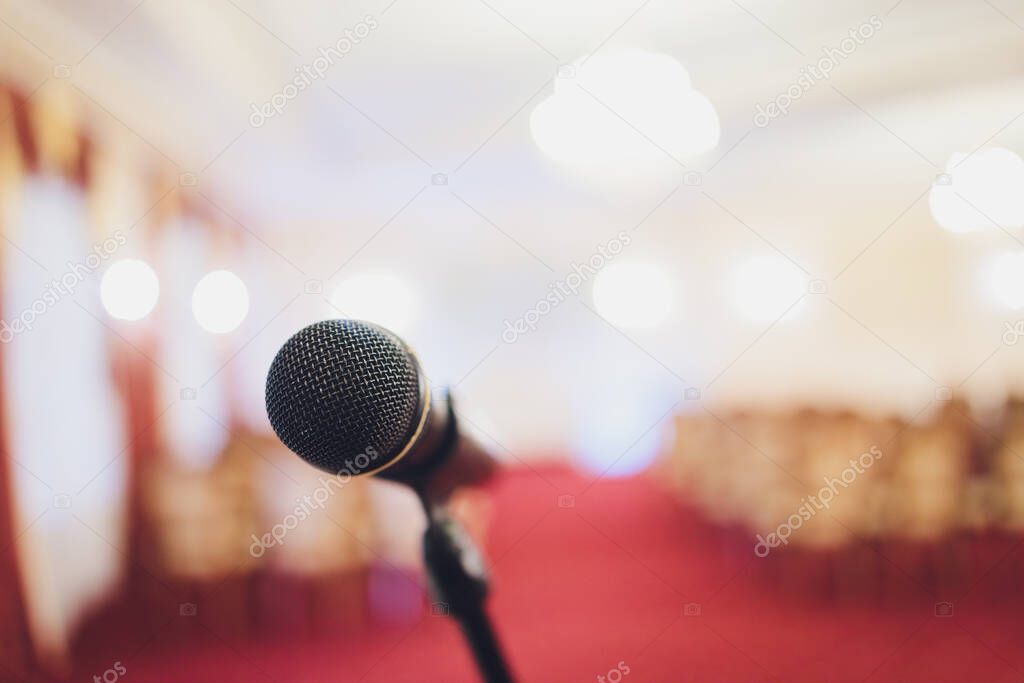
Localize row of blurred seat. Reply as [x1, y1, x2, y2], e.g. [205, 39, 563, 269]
[656, 397, 1024, 549]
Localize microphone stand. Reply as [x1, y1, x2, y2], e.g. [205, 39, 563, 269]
[408, 394, 514, 683]
[418, 496, 514, 683]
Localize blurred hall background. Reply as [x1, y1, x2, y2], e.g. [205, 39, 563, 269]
[0, 0, 1023, 681]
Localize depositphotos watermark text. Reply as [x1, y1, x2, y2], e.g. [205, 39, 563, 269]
[249, 15, 379, 127]
[0, 230, 127, 343]
[753, 16, 883, 128]
[754, 445, 883, 557]
[502, 230, 632, 343]
[249, 445, 380, 557]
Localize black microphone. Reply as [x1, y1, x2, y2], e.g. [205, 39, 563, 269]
[265, 318, 495, 499]
[264, 319, 516, 682]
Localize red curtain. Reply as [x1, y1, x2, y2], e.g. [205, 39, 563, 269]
[0, 85, 38, 681]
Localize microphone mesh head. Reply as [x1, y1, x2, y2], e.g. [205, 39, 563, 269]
[265, 319, 423, 475]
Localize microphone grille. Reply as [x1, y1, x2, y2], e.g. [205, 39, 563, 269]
[265, 319, 423, 474]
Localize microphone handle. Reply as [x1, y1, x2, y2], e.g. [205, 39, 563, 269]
[384, 390, 499, 502]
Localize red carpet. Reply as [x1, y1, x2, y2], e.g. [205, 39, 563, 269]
[65, 466, 1024, 682]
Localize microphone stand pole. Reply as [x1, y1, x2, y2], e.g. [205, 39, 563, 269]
[418, 495, 515, 683]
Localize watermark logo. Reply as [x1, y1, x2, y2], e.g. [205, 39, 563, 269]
[754, 445, 883, 557]
[754, 16, 883, 128]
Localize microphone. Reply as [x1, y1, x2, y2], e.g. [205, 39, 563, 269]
[265, 318, 516, 682]
[264, 318, 497, 500]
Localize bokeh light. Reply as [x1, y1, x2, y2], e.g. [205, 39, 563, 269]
[530, 50, 720, 171]
[929, 148, 1024, 233]
[100, 259, 160, 321]
[988, 251, 1024, 310]
[192, 270, 250, 333]
[592, 262, 673, 329]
